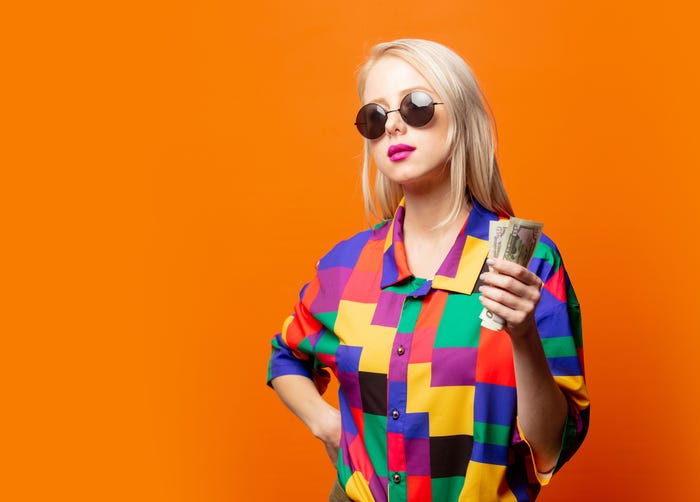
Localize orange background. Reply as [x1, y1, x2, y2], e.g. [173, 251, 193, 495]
[3, 1, 700, 500]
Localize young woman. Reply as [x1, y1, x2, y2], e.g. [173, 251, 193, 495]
[267, 39, 589, 502]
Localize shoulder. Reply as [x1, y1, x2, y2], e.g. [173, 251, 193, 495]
[530, 232, 578, 307]
[316, 220, 391, 271]
[534, 233, 564, 267]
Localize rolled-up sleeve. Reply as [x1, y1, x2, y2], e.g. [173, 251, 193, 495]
[516, 238, 591, 484]
[267, 274, 331, 394]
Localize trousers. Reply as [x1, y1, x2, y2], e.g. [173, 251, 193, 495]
[328, 478, 352, 502]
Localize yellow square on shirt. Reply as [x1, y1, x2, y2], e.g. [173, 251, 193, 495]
[334, 299, 395, 374]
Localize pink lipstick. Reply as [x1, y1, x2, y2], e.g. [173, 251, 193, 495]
[388, 144, 416, 162]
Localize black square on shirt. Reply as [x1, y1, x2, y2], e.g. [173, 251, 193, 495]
[430, 435, 474, 478]
[358, 371, 387, 416]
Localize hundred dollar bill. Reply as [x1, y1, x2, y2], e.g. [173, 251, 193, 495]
[480, 217, 544, 330]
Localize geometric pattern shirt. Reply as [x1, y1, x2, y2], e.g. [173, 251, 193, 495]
[268, 199, 590, 502]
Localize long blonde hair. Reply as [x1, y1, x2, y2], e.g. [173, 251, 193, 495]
[357, 39, 514, 223]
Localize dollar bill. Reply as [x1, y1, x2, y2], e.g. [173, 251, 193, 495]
[501, 218, 544, 266]
[488, 220, 509, 265]
[480, 308, 505, 331]
[480, 217, 544, 331]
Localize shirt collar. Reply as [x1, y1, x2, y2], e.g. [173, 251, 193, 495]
[380, 197, 498, 294]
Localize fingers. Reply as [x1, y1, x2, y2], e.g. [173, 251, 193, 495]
[479, 258, 542, 337]
[479, 294, 531, 327]
[486, 258, 542, 289]
[480, 273, 536, 303]
[480, 262, 541, 303]
[479, 283, 535, 311]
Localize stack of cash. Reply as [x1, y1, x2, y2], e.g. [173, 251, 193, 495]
[479, 217, 544, 331]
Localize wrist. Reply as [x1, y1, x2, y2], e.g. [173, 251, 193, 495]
[508, 323, 540, 348]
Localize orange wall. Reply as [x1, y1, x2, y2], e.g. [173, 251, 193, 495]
[4, 1, 700, 500]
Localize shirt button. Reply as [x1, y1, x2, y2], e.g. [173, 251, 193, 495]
[396, 345, 405, 356]
[391, 409, 400, 420]
[392, 473, 401, 484]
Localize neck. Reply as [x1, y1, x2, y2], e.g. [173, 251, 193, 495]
[399, 179, 470, 280]
[402, 178, 468, 235]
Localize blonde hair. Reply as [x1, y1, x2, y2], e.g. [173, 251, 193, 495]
[357, 39, 514, 223]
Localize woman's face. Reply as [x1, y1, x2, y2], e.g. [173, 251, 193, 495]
[362, 56, 451, 190]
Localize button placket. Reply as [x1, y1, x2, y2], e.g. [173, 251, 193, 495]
[386, 294, 420, 495]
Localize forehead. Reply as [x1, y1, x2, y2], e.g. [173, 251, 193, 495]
[362, 56, 436, 104]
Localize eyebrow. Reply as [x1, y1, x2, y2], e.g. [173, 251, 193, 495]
[364, 86, 438, 106]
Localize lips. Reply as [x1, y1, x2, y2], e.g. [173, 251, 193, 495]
[388, 144, 416, 162]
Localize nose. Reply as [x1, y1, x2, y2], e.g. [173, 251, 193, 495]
[384, 109, 406, 136]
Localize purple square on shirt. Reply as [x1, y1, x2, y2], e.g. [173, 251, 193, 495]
[369, 475, 387, 502]
[337, 369, 362, 409]
[405, 437, 431, 475]
[310, 267, 353, 314]
[431, 347, 477, 387]
[371, 290, 405, 328]
[435, 233, 467, 279]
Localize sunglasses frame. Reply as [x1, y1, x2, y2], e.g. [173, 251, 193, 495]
[354, 91, 444, 140]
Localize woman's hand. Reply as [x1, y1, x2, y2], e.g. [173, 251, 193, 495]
[478, 258, 543, 339]
[271, 375, 342, 468]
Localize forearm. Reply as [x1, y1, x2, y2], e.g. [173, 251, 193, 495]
[511, 328, 568, 473]
[270, 374, 340, 443]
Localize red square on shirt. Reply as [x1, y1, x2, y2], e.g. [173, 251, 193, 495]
[475, 329, 516, 387]
[407, 475, 432, 499]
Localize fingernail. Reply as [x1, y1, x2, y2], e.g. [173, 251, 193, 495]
[478, 286, 485, 292]
[486, 258, 495, 266]
[479, 273, 486, 280]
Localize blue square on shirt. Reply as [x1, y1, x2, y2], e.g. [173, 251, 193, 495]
[474, 383, 516, 427]
[336, 344, 362, 372]
[403, 411, 429, 439]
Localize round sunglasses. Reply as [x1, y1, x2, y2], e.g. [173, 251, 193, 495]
[354, 91, 444, 140]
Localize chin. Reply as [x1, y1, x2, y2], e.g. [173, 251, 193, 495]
[383, 165, 446, 187]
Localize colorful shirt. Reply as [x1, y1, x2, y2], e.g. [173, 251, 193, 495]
[268, 199, 590, 502]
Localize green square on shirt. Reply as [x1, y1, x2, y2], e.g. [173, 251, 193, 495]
[297, 336, 314, 356]
[397, 297, 422, 333]
[541, 336, 578, 358]
[385, 277, 426, 295]
[388, 471, 407, 500]
[434, 294, 481, 348]
[315, 330, 340, 356]
[474, 421, 511, 447]
[315, 311, 338, 331]
[568, 300, 583, 347]
[362, 413, 388, 477]
[431, 476, 464, 502]
[533, 241, 560, 270]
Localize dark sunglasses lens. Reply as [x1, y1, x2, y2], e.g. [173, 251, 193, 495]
[355, 104, 387, 139]
[400, 91, 435, 127]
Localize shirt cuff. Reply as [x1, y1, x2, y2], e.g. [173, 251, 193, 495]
[515, 396, 584, 486]
[515, 419, 555, 486]
[267, 362, 313, 387]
